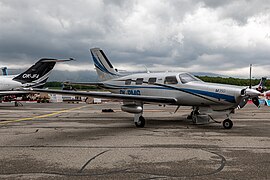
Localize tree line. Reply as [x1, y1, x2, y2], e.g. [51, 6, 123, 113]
[198, 76, 269, 88]
[45, 76, 270, 90]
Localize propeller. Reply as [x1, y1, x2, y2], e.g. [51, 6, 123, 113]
[239, 88, 261, 108]
[239, 65, 267, 108]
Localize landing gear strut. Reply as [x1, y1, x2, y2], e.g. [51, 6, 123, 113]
[135, 116, 145, 128]
[187, 109, 199, 120]
[223, 119, 233, 129]
[188, 107, 234, 129]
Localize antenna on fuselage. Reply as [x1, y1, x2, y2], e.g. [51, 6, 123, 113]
[143, 65, 150, 73]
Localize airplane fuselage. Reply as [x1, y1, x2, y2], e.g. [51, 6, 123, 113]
[0, 75, 22, 91]
[101, 72, 244, 111]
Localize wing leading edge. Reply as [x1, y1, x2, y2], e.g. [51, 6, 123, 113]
[63, 82, 104, 86]
[31, 88, 178, 104]
[0, 90, 33, 96]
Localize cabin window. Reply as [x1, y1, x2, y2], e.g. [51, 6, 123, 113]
[179, 73, 200, 84]
[148, 77, 157, 84]
[136, 78, 144, 85]
[125, 79, 132, 85]
[164, 76, 178, 84]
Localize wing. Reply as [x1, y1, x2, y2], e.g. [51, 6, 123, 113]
[63, 82, 104, 86]
[31, 88, 177, 104]
[0, 90, 36, 97]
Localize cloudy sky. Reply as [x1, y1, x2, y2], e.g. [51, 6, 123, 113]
[0, 0, 270, 78]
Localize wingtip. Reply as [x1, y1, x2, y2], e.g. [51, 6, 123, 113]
[39, 58, 75, 63]
[55, 58, 75, 62]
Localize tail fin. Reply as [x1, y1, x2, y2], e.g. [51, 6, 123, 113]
[1, 67, 8, 75]
[13, 58, 72, 88]
[90, 48, 121, 81]
[256, 77, 267, 92]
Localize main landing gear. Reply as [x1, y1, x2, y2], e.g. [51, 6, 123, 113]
[135, 116, 145, 128]
[134, 113, 145, 128]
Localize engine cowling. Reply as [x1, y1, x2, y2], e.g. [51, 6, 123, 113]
[121, 104, 143, 114]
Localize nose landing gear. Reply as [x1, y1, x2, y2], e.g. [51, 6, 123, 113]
[223, 119, 233, 129]
[188, 107, 234, 129]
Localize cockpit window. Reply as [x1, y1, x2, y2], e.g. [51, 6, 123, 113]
[164, 76, 178, 84]
[179, 73, 200, 84]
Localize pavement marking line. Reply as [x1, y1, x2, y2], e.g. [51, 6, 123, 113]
[0, 105, 89, 125]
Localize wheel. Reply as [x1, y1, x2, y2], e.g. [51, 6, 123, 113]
[135, 116, 145, 128]
[223, 119, 233, 129]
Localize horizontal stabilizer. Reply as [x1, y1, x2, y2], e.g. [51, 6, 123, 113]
[41, 58, 75, 63]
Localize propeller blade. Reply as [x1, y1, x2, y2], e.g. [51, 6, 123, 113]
[238, 96, 249, 108]
[252, 97, 260, 107]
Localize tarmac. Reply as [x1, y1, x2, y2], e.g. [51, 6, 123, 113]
[0, 102, 269, 179]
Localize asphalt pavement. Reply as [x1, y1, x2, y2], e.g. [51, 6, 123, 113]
[0, 102, 269, 179]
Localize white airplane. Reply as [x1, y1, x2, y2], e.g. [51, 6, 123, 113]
[31, 48, 262, 129]
[0, 58, 72, 96]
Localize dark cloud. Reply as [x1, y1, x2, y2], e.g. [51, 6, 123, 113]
[0, 0, 270, 78]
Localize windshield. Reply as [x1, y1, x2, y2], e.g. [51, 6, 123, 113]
[179, 73, 201, 84]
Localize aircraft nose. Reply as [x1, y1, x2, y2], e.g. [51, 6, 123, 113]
[244, 89, 261, 97]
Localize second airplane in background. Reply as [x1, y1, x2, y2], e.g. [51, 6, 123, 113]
[0, 58, 72, 96]
[32, 48, 262, 129]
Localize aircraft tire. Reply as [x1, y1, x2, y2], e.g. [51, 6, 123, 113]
[223, 119, 233, 129]
[135, 116, 145, 128]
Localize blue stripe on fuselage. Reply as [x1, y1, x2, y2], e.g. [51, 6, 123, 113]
[179, 88, 236, 103]
[103, 83, 168, 90]
[103, 84, 235, 103]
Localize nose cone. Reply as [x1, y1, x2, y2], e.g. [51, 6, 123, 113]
[245, 89, 261, 97]
[262, 90, 270, 97]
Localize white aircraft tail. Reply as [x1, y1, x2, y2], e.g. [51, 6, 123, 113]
[13, 58, 72, 88]
[256, 77, 267, 92]
[90, 48, 122, 81]
[1, 67, 8, 75]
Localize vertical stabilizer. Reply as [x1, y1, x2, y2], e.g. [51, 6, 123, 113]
[90, 48, 121, 81]
[1, 67, 8, 76]
[256, 77, 267, 92]
[13, 58, 72, 88]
